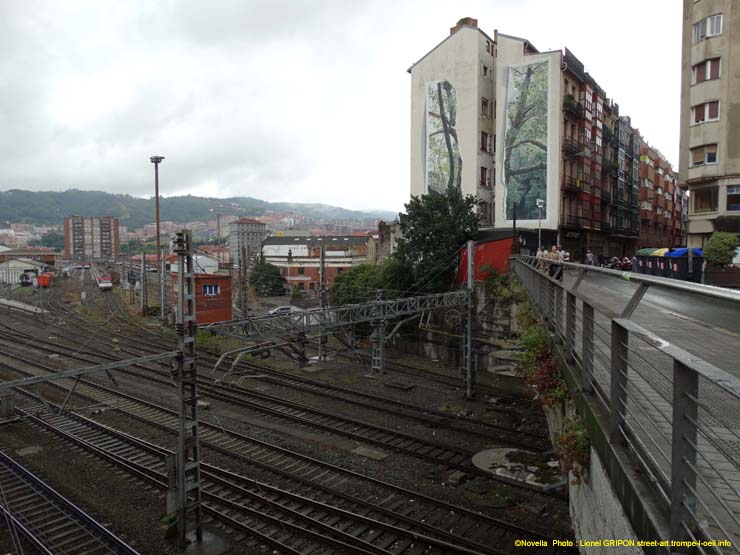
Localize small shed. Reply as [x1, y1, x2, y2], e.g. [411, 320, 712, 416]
[0, 258, 46, 284]
[171, 272, 232, 324]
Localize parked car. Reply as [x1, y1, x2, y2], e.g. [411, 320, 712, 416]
[268, 305, 295, 316]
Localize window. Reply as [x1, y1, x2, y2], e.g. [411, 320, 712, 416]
[309, 282, 315, 290]
[693, 14, 722, 43]
[297, 267, 304, 275]
[690, 144, 718, 166]
[692, 58, 721, 84]
[480, 131, 489, 152]
[202, 284, 220, 296]
[480, 166, 489, 187]
[337, 267, 344, 274]
[691, 187, 718, 214]
[481, 97, 489, 118]
[482, 65, 489, 78]
[727, 186, 740, 212]
[692, 101, 719, 124]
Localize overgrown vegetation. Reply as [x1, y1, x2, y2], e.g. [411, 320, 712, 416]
[558, 415, 590, 484]
[194, 329, 240, 354]
[290, 284, 303, 301]
[703, 231, 740, 267]
[330, 259, 413, 305]
[516, 319, 567, 407]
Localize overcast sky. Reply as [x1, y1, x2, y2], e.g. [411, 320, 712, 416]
[0, 0, 681, 212]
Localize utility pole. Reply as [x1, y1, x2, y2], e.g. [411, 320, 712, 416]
[216, 213, 222, 268]
[464, 240, 475, 399]
[171, 230, 202, 548]
[141, 252, 148, 316]
[318, 245, 326, 361]
[150, 156, 165, 313]
[536, 198, 544, 249]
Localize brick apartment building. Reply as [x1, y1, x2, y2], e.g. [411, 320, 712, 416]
[63, 216, 120, 260]
[262, 236, 370, 293]
[638, 144, 689, 249]
[229, 218, 267, 269]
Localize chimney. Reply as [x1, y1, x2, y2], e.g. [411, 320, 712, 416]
[450, 17, 478, 35]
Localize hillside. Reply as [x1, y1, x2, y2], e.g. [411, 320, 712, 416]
[0, 189, 398, 228]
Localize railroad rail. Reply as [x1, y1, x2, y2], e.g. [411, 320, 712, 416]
[0, 328, 570, 553]
[0, 449, 141, 555]
[11, 390, 570, 555]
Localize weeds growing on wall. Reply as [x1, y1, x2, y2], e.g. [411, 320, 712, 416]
[558, 415, 590, 484]
[516, 315, 567, 406]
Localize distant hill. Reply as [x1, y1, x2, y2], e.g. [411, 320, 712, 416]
[0, 189, 398, 228]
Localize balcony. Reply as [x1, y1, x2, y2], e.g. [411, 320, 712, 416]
[591, 219, 602, 231]
[593, 185, 602, 199]
[562, 215, 581, 229]
[562, 137, 580, 156]
[563, 175, 580, 193]
[563, 95, 584, 119]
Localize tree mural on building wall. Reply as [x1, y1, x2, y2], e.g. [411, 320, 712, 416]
[503, 61, 549, 220]
[426, 80, 462, 193]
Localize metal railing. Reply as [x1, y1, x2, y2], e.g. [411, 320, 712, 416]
[512, 256, 740, 554]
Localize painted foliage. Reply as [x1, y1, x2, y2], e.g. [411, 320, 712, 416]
[502, 61, 549, 220]
[425, 80, 462, 193]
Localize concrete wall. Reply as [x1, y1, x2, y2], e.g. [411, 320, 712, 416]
[569, 448, 642, 555]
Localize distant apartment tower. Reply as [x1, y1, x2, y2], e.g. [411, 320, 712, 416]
[63, 216, 120, 259]
[679, 0, 740, 247]
[228, 218, 267, 268]
[408, 17, 495, 226]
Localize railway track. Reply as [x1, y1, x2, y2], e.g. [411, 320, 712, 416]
[16, 284, 549, 450]
[0, 335, 570, 553]
[0, 324, 555, 486]
[0, 449, 141, 555]
[9, 388, 569, 555]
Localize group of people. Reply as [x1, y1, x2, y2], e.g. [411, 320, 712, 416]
[534, 245, 638, 279]
[535, 245, 569, 280]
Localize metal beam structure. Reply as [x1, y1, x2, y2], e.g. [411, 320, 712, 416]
[204, 290, 468, 338]
[0, 352, 178, 393]
[463, 240, 474, 398]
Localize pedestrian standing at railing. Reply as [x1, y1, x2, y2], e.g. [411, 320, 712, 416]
[536, 246, 547, 271]
[548, 244, 562, 280]
[585, 250, 595, 266]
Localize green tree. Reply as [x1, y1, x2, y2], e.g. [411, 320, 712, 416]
[703, 232, 740, 267]
[250, 262, 286, 296]
[29, 231, 65, 251]
[290, 284, 303, 301]
[330, 259, 415, 305]
[395, 188, 479, 292]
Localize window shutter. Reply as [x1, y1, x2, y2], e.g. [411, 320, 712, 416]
[696, 62, 706, 83]
[708, 101, 719, 119]
[692, 148, 704, 166]
[709, 59, 720, 80]
[694, 103, 705, 123]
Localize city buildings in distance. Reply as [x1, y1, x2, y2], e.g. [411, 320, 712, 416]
[63, 216, 120, 259]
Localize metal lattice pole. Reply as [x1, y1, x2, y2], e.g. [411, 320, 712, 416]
[464, 240, 474, 399]
[173, 230, 202, 548]
[319, 245, 326, 361]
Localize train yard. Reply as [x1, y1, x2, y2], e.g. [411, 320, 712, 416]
[0, 268, 576, 554]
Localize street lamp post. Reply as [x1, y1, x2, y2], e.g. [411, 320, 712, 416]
[150, 156, 165, 319]
[536, 198, 544, 249]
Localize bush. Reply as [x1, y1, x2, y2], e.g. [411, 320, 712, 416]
[250, 262, 286, 297]
[290, 284, 303, 301]
[704, 232, 740, 268]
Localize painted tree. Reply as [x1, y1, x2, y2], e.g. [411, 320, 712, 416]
[503, 61, 549, 220]
[426, 80, 462, 192]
